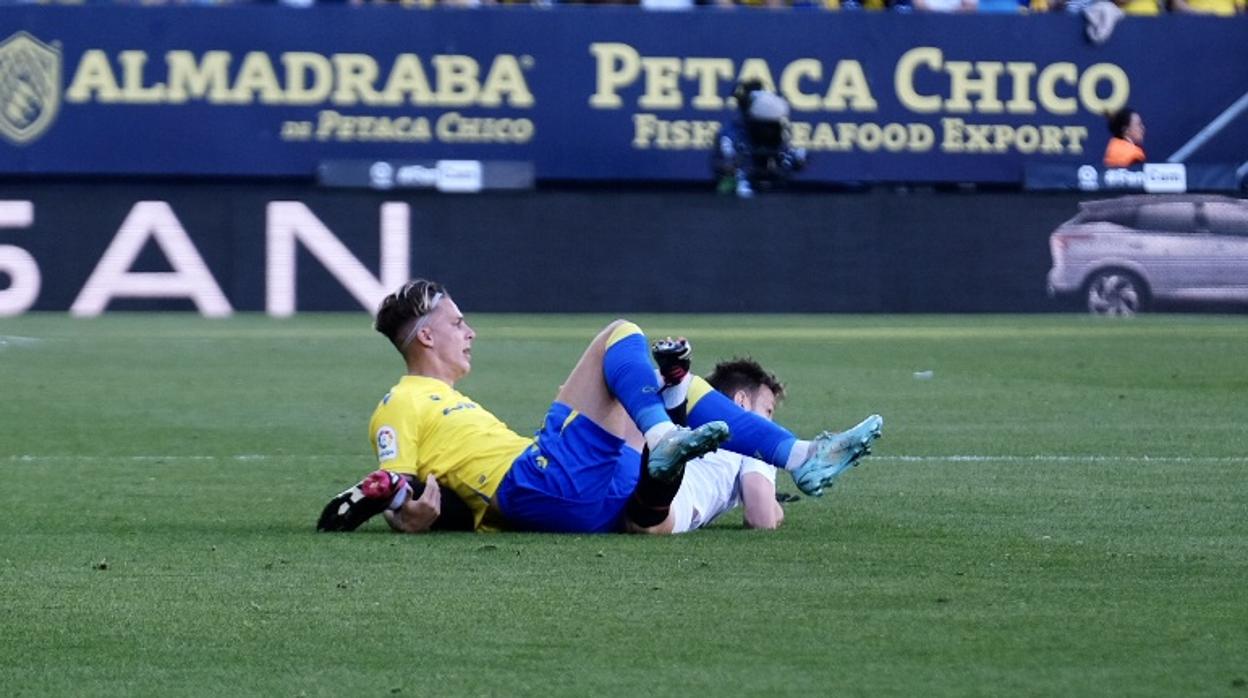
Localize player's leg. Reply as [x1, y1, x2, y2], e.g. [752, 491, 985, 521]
[554, 320, 728, 475]
[686, 378, 799, 465]
[554, 320, 678, 439]
[492, 323, 724, 534]
[651, 336, 694, 425]
[623, 338, 697, 534]
[494, 403, 646, 533]
[650, 336, 883, 499]
[628, 448, 770, 536]
[552, 320, 639, 440]
[684, 378, 883, 497]
[624, 446, 679, 534]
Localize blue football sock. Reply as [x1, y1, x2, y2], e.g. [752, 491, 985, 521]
[686, 376, 797, 466]
[602, 323, 669, 434]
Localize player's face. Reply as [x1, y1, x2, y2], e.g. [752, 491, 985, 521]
[424, 297, 476, 379]
[743, 385, 777, 421]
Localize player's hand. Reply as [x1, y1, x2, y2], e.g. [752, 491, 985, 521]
[383, 474, 441, 534]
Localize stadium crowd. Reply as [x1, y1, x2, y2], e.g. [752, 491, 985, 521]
[10, 0, 1244, 15]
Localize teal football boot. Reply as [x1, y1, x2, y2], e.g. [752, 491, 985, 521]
[791, 414, 884, 497]
[647, 421, 731, 482]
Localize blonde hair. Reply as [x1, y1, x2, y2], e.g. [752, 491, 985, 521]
[374, 279, 448, 352]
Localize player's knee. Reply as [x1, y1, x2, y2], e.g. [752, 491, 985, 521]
[601, 319, 630, 335]
[604, 320, 644, 349]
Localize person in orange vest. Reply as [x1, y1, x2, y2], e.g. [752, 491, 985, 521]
[1104, 107, 1146, 168]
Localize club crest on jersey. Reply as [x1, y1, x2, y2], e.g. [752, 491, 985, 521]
[376, 425, 398, 462]
[0, 32, 61, 145]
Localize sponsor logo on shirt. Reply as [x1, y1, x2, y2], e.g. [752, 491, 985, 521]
[441, 401, 477, 416]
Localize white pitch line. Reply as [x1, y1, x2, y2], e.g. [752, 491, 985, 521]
[0, 335, 41, 348]
[6, 454, 1248, 464]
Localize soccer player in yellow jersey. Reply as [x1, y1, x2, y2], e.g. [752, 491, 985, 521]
[317, 278, 884, 534]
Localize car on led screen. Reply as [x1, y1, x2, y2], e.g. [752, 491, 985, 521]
[1047, 195, 1248, 315]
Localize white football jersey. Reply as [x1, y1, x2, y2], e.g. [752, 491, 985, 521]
[670, 449, 776, 534]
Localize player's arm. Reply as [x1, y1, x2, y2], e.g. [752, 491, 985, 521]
[740, 469, 784, 530]
[383, 474, 478, 533]
[384, 474, 440, 533]
[625, 510, 677, 535]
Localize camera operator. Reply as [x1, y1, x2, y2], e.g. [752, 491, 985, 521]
[712, 80, 808, 199]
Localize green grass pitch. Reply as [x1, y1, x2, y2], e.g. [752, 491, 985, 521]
[2, 313, 1247, 696]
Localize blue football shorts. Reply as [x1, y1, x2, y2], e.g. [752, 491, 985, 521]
[495, 402, 641, 533]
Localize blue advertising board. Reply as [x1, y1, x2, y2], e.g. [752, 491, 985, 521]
[0, 183, 1079, 316]
[0, 6, 1244, 183]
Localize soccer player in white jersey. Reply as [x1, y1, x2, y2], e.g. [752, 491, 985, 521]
[669, 358, 787, 533]
[626, 353, 793, 535]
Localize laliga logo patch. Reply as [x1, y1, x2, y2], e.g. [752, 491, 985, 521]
[376, 425, 398, 462]
[0, 32, 61, 146]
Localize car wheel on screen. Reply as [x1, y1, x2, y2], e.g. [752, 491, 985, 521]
[1085, 270, 1146, 316]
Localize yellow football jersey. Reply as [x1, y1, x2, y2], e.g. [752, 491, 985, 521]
[368, 375, 532, 531]
[1183, 0, 1243, 14]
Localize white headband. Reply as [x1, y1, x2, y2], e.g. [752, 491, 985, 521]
[398, 292, 444, 351]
